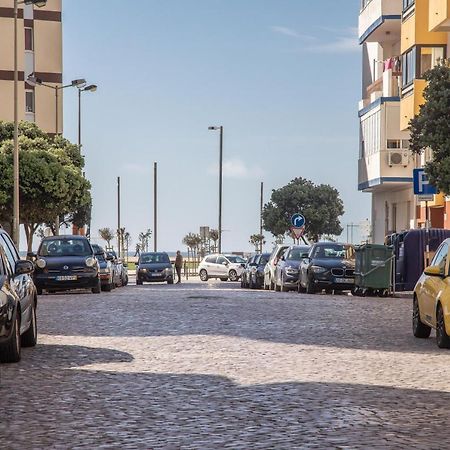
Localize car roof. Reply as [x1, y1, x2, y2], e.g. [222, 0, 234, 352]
[42, 235, 88, 240]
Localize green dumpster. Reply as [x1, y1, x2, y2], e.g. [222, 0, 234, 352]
[353, 244, 394, 297]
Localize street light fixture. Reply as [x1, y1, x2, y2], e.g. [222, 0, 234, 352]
[13, 0, 48, 247]
[208, 125, 224, 254]
[78, 84, 97, 151]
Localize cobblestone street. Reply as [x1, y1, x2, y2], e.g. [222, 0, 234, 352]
[2, 281, 450, 449]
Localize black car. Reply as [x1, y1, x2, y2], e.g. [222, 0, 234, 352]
[299, 242, 355, 294]
[275, 245, 310, 292]
[136, 252, 173, 285]
[92, 244, 115, 292]
[32, 236, 101, 294]
[241, 253, 271, 289]
[0, 229, 37, 363]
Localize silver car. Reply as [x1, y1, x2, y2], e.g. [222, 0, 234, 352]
[198, 254, 246, 282]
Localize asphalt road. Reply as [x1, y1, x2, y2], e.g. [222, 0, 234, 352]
[1, 281, 450, 449]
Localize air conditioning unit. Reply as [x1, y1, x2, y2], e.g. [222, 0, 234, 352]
[388, 150, 409, 167]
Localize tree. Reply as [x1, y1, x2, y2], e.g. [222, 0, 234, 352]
[0, 121, 91, 252]
[98, 228, 115, 249]
[182, 233, 202, 261]
[410, 60, 450, 193]
[249, 233, 266, 252]
[262, 177, 344, 242]
[208, 229, 219, 253]
[138, 229, 152, 252]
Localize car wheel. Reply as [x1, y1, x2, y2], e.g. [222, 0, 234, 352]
[412, 296, 431, 338]
[37, 287, 42, 296]
[21, 301, 37, 348]
[167, 279, 174, 285]
[306, 276, 316, 294]
[102, 283, 112, 292]
[325, 288, 333, 295]
[298, 282, 306, 294]
[123, 275, 129, 286]
[229, 270, 238, 282]
[199, 270, 208, 282]
[436, 304, 450, 348]
[136, 278, 143, 286]
[92, 278, 101, 294]
[0, 311, 21, 363]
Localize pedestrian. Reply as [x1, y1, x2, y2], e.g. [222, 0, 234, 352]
[175, 250, 183, 284]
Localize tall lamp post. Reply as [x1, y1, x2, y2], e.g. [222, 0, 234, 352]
[13, 0, 47, 247]
[78, 84, 97, 152]
[208, 126, 223, 254]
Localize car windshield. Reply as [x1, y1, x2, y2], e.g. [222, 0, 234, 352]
[139, 253, 170, 264]
[286, 247, 309, 261]
[314, 244, 354, 259]
[259, 254, 270, 265]
[226, 255, 246, 264]
[39, 238, 92, 257]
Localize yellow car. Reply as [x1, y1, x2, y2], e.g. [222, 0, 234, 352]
[413, 238, 450, 348]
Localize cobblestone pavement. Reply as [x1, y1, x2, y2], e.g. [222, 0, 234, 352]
[1, 281, 450, 449]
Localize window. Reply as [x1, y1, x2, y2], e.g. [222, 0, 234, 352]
[0, 235, 18, 273]
[431, 243, 449, 275]
[205, 256, 217, 264]
[402, 47, 416, 87]
[25, 90, 35, 113]
[216, 256, 227, 265]
[403, 0, 415, 12]
[418, 47, 445, 77]
[25, 27, 33, 51]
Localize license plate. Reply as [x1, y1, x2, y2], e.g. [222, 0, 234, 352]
[335, 278, 354, 284]
[56, 275, 77, 281]
[151, 273, 161, 277]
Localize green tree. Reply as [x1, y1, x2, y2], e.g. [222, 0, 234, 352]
[0, 121, 91, 251]
[410, 60, 450, 193]
[262, 177, 344, 242]
[183, 233, 202, 260]
[138, 229, 152, 252]
[98, 228, 115, 248]
[249, 233, 266, 252]
[208, 229, 219, 253]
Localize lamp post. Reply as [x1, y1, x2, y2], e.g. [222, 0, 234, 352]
[13, 0, 47, 247]
[78, 84, 97, 152]
[208, 126, 223, 254]
[27, 74, 87, 135]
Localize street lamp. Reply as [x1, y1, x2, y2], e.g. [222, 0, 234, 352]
[13, 0, 48, 247]
[208, 125, 224, 254]
[27, 74, 86, 135]
[78, 84, 97, 152]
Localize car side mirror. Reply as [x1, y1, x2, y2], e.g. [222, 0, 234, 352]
[281, 256, 285, 261]
[302, 257, 311, 263]
[15, 260, 34, 277]
[424, 265, 444, 277]
[106, 255, 114, 261]
[27, 252, 36, 260]
[222, 261, 228, 266]
[301, 253, 309, 259]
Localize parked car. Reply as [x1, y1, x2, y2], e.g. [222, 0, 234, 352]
[136, 252, 173, 285]
[32, 236, 101, 294]
[413, 238, 450, 348]
[105, 250, 123, 287]
[299, 242, 355, 294]
[241, 253, 271, 289]
[198, 254, 246, 282]
[264, 244, 290, 290]
[0, 228, 37, 362]
[274, 245, 310, 292]
[92, 244, 115, 292]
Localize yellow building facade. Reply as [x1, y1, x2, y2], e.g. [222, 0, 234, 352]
[359, 0, 450, 243]
[0, 0, 62, 134]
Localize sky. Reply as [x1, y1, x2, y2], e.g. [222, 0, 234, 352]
[59, 0, 368, 253]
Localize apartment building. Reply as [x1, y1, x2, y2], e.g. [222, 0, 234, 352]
[0, 0, 62, 134]
[358, 0, 450, 243]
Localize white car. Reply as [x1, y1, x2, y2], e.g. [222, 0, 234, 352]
[198, 254, 246, 282]
[263, 244, 290, 290]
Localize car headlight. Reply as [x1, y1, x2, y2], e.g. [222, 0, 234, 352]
[285, 267, 299, 274]
[140, 268, 147, 273]
[36, 258, 46, 269]
[85, 257, 96, 267]
[311, 266, 327, 273]
[165, 268, 173, 274]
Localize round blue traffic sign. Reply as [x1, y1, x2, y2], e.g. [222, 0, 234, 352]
[291, 213, 306, 228]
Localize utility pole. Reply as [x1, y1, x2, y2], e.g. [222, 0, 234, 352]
[117, 176, 121, 258]
[260, 182, 264, 253]
[154, 162, 157, 252]
[218, 127, 223, 254]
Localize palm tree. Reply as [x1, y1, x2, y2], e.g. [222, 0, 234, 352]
[138, 229, 152, 252]
[249, 233, 266, 253]
[208, 229, 219, 253]
[98, 227, 115, 249]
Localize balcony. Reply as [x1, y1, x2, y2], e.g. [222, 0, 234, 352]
[429, 0, 450, 32]
[359, 0, 402, 44]
[359, 59, 401, 111]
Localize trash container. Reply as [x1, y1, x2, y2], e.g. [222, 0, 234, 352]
[353, 244, 394, 297]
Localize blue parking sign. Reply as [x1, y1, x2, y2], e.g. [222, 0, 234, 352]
[413, 169, 437, 195]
